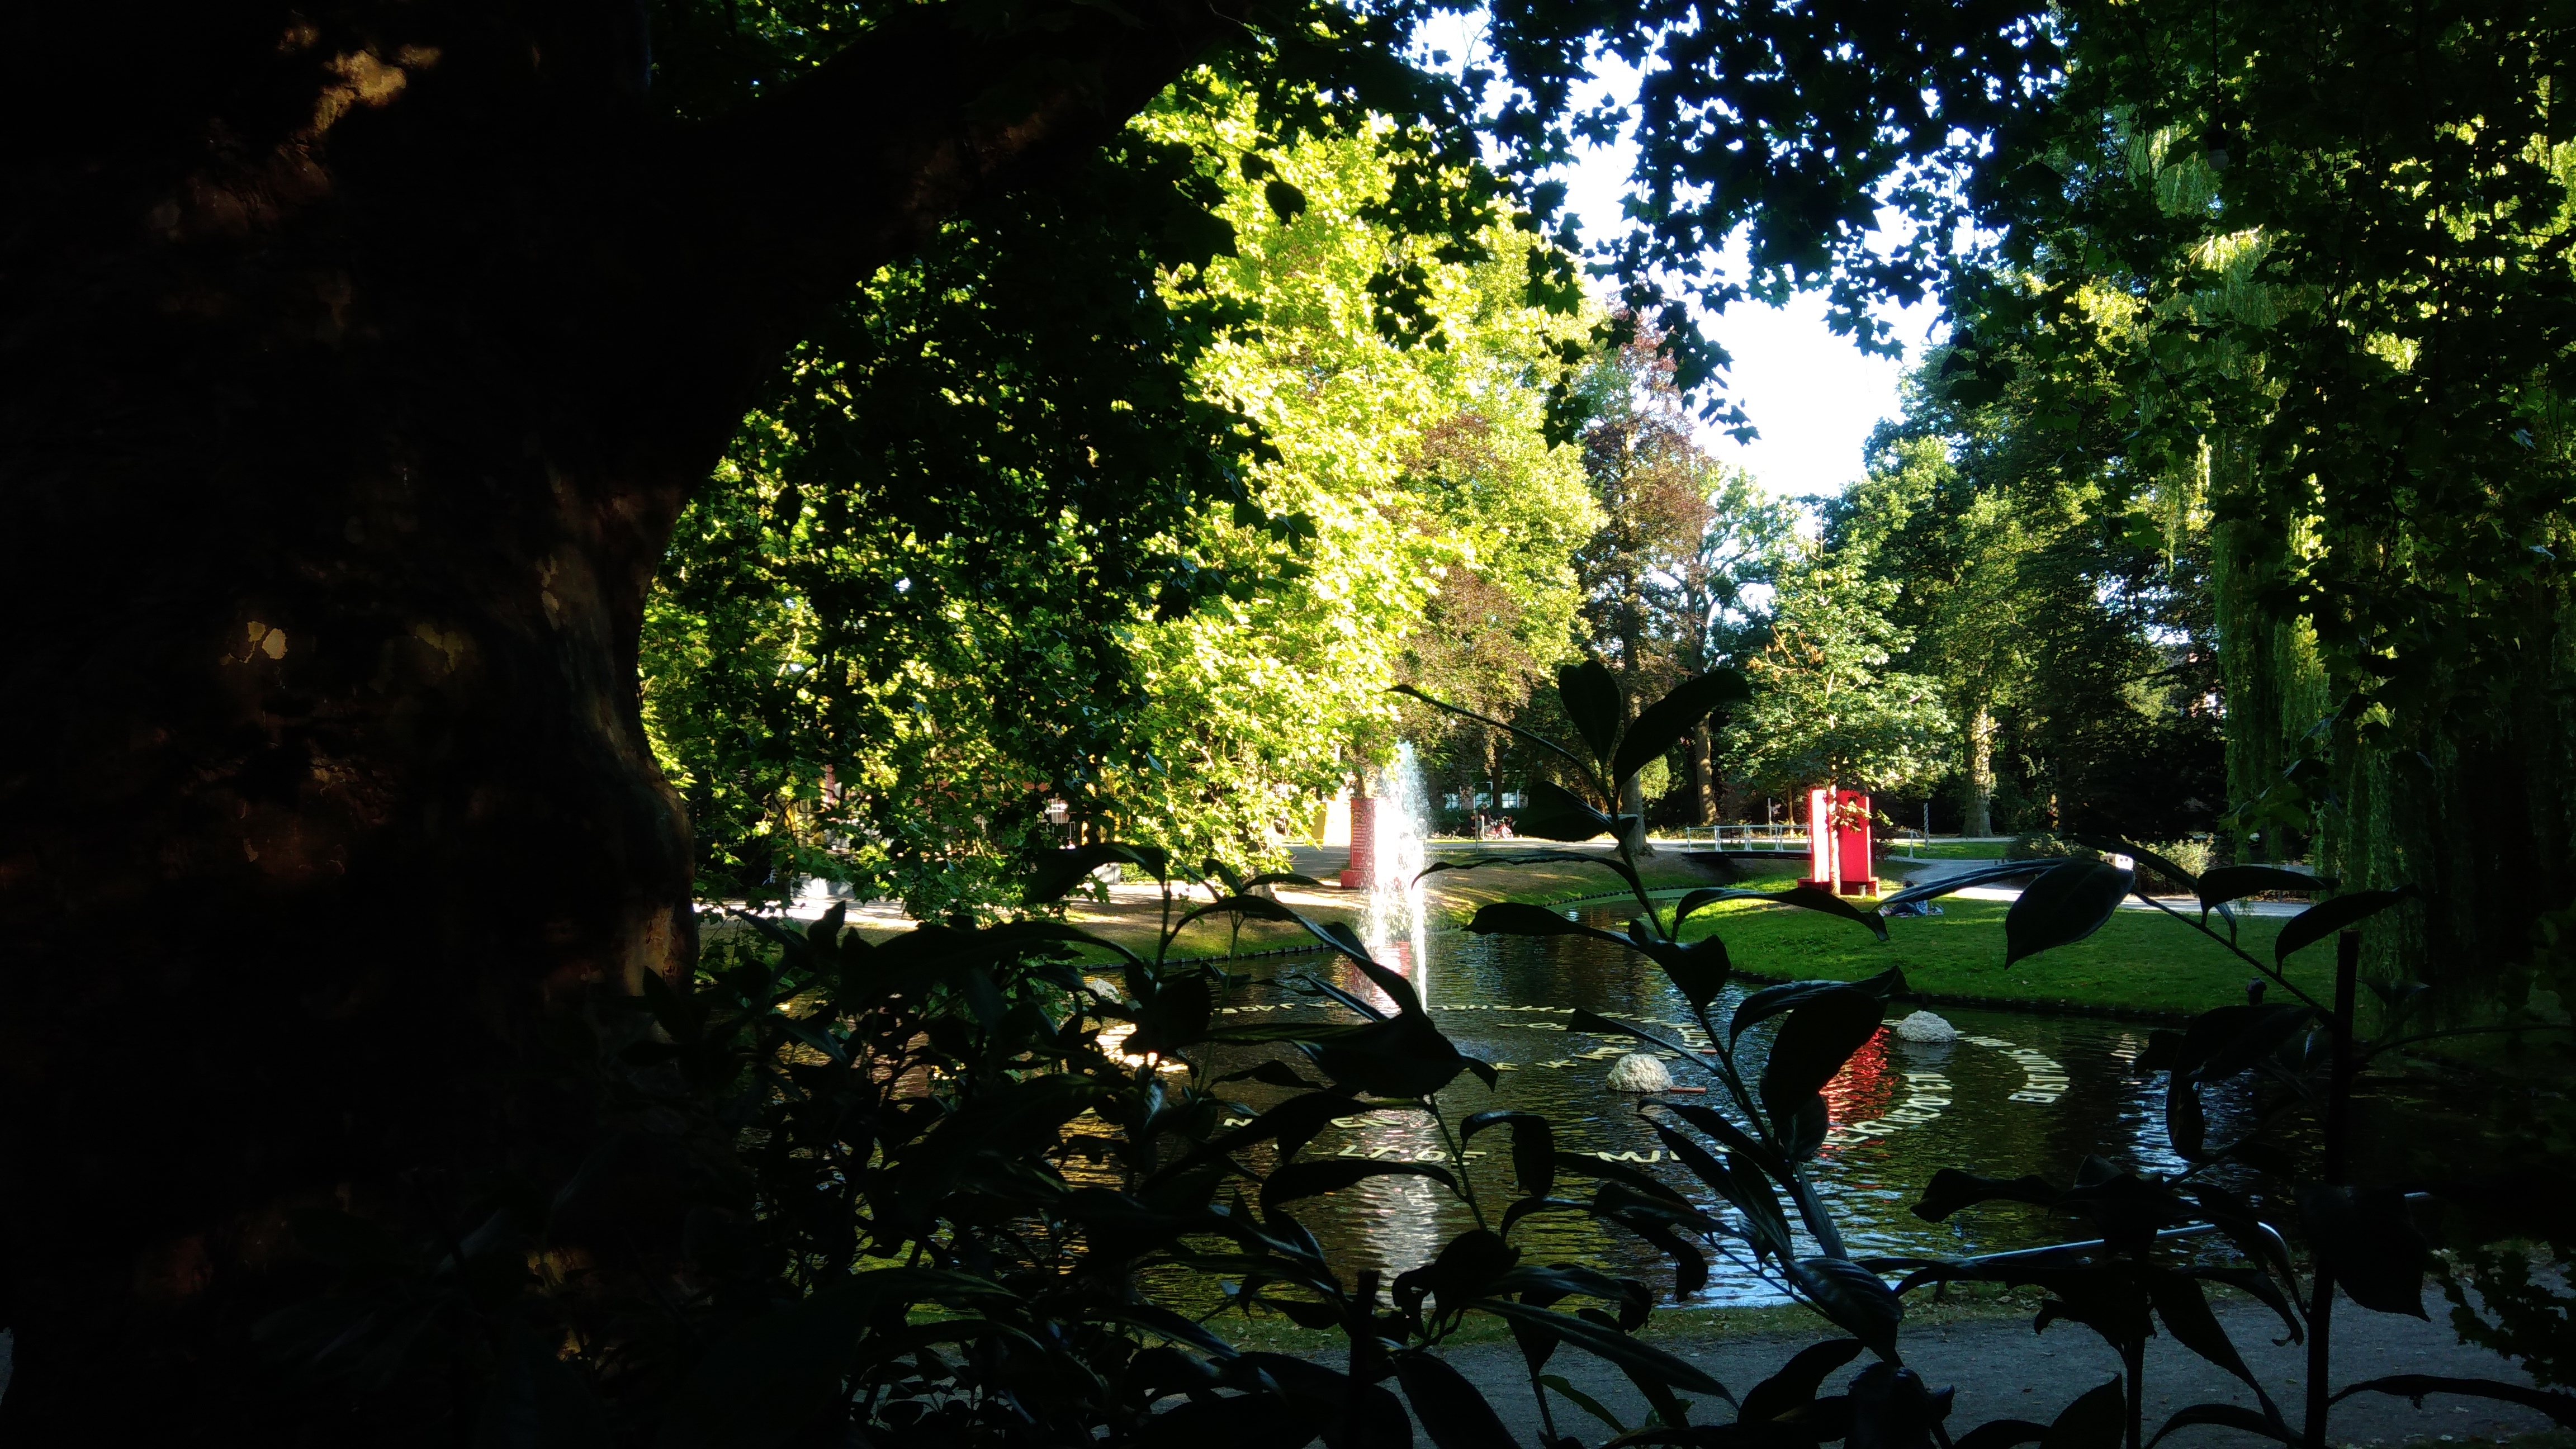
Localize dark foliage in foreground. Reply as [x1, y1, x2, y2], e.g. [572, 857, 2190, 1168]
[262, 671, 2570, 1447]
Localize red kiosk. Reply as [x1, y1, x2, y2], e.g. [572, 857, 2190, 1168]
[1801, 787, 1877, 897]
[1339, 795, 1379, 889]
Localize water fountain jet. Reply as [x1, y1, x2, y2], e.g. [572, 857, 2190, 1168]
[1360, 743, 1429, 997]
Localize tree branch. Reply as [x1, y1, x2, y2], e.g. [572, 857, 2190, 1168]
[675, 0, 1253, 402]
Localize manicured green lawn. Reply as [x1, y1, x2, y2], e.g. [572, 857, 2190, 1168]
[1674, 876, 2339, 1016]
[1903, 840, 2012, 860]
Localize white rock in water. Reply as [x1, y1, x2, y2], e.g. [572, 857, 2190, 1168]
[1604, 1053, 1674, 1092]
[1891, 1010, 1957, 1043]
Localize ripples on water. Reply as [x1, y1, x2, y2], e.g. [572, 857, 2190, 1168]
[1135, 910, 2281, 1308]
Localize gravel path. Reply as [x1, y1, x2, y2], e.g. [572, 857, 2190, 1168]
[1414, 1291, 2549, 1446]
[7, 1294, 2539, 1442]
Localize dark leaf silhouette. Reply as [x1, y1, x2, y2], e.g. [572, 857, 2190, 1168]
[2004, 859, 2133, 965]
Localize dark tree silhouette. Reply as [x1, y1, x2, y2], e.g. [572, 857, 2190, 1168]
[0, 3, 1238, 1438]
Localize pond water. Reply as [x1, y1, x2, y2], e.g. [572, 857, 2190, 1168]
[1173, 907, 2290, 1307]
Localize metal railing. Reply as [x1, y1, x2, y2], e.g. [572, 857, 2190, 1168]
[1661, 823, 1940, 858]
[1664, 823, 1808, 851]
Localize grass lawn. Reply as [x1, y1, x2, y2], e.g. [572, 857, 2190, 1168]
[1675, 874, 2338, 1017]
[1903, 840, 2012, 860]
[1031, 849, 1723, 964]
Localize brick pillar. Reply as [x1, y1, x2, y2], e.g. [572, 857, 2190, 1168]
[1340, 795, 1377, 889]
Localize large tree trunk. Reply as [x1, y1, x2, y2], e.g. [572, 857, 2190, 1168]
[0, 2, 1231, 1441]
[1963, 703, 1997, 837]
[1689, 721, 1717, 825]
[1620, 771, 1658, 856]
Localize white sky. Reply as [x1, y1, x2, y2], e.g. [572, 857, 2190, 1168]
[1543, 51, 1949, 501]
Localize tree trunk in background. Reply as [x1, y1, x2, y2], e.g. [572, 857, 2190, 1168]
[1690, 722, 1717, 825]
[0, 3, 1230, 1442]
[1964, 704, 1996, 837]
[1622, 772, 1657, 855]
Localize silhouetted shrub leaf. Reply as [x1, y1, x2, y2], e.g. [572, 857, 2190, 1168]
[1768, 884, 1893, 940]
[1396, 1349, 1520, 1449]
[2166, 1077, 2205, 1159]
[1558, 659, 1625, 762]
[1572, 1006, 1700, 1059]
[2071, 834, 2207, 894]
[1614, 671, 1749, 787]
[1634, 935, 1732, 1011]
[1878, 861, 2063, 908]
[1025, 842, 1171, 904]
[2195, 865, 2332, 912]
[2298, 1185, 2430, 1316]
[2004, 860, 2133, 965]
[2040, 1377, 2127, 1449]
[1148, 1093, 1366, 1185]
[1731, 969, 1905, 1043]
[1949, 1422, 2049, 1449]
[2274, 887, 2414, 964]
[1463, 1109, 1556, 1198]
[2191, 1005, 2315, 1083]
[1912, 1169, 2063, 1222]
[1261, 1158, 1458, 1213]
[1214, 1059, 1328, 1091]
[1738, 1338, 1864, 1423]
[2147, 1272, 2268, 1400]
[2327, 1376, 2576, 1429]
[1788, 1259, 1900, 1359]
[1172, 893, 1305, 935]
[1393, 684, 1599, 786]
[1757, 988, 1885, 1129]
[1471, 1298, 1734, 1402]
[1517, 779, 1618, 841]
[1302, 1012, 1483, 1096]
[1469, 902, 1627, 944]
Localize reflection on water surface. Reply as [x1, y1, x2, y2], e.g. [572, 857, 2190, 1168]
[1153, 908, 2277, 1308]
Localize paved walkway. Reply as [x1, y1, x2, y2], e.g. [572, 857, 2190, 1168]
[4, 1292, 2539, 1442]
[1890, 857, 2312, 917]
[1428, 1290, 2549, 1446]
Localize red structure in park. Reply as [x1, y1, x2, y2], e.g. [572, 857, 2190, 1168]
[1340, 795, 1379, 889]
[1801, 787, 1877, 897]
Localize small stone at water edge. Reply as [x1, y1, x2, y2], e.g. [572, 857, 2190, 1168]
[1892, 1011, 1957, 1043]
[1605, 1053, 1673, 1092]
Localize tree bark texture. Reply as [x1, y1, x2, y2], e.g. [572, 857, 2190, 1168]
[0, 2, 1237, 1440]
[1963, 703, 1997, 837]
[1689, 722, 1717, 825]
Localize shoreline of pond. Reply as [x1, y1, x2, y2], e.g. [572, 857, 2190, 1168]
[736, 848, 2318, 1025]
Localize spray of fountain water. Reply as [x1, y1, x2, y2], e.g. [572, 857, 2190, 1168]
[1362, 742, 1431, 997]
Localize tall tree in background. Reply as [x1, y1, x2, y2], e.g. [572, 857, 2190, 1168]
[1570, 330, 1797, 826]
[1945, 0, 2576, 975]
[641, 105, 1598, 919]
[1834, 340, 2223, 841]
[1729, 555, 1949, 804]
[1655, 466, 1800, 820]
[642, 129, 1262, 912]
[1400, 406, 1603, 834]
[1112, 114, 1599, 875]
